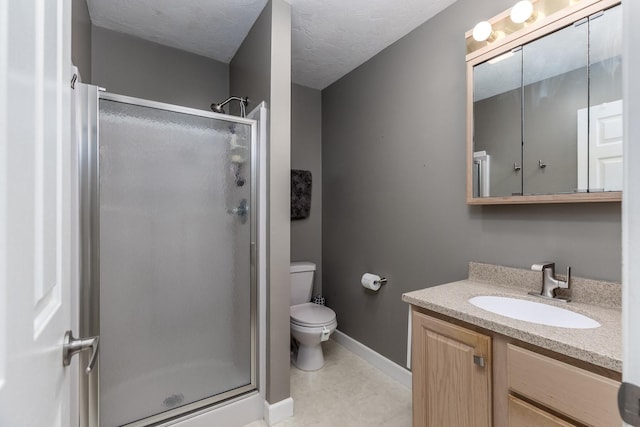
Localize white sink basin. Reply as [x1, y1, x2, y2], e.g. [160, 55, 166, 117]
[468, 295, 601, 329]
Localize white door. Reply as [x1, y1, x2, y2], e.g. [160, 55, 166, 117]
[0, 0, 74, 426]
[577, 100, 623, 192]
[589, 100, 623, 191]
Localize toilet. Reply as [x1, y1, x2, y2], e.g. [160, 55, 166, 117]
[290, 261, 337, 371]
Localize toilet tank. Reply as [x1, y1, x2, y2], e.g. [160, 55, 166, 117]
[290, 262, 316, 306]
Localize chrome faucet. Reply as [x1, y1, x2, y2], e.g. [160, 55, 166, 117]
[529, 262, 571, 301]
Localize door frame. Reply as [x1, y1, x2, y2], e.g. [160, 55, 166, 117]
[622, 0, 640, 417]
[77, 86, 260, 426]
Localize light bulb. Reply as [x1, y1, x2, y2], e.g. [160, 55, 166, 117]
[472, 21, 494, 42]
[511, 0, 535, 24]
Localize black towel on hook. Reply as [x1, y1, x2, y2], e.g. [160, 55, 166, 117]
[291, 169, 312, 220]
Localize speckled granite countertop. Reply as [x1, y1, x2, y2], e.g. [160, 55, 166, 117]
[402, 262, 622, 373]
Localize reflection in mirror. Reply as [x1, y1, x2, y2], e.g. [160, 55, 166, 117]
[522, 21, 588, 195]
[468, 2, 622, 203]
[580, 5, 623, 192]
[473, 49, 523, 197]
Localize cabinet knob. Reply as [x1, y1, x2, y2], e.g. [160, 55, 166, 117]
[473, 355, 486, 368]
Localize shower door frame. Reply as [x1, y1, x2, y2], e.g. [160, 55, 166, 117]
[78, 85, 259, 427]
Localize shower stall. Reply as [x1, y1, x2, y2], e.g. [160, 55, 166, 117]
[76, 84, 261, 426]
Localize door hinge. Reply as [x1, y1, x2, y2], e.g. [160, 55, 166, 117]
[618, 382, 640, 425]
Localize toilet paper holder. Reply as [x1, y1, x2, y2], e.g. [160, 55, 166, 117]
[375, 277, 388, 286]
[361, 273, 388, 291]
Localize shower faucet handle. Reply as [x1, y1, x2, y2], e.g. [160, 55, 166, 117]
[229, 199, 249, 224]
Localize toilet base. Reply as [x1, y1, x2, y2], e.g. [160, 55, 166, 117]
[291, 340, 325, 371]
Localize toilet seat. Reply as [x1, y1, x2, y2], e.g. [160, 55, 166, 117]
[290, 303, 336, 327]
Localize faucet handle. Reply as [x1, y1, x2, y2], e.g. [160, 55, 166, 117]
[562, 266, 571, 289]
[531, 262, 555, 272]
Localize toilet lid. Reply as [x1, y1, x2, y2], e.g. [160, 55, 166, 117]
[290, 303, 336, 327]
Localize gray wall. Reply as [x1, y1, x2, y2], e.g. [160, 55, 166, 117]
[230, 0, 292, 405]
[291, 84, 323, 295]
[322, 0, 622, 366]
[230, 5, 271, 115]
[72, 0, 91, 82]
[91, 26, 229, 110]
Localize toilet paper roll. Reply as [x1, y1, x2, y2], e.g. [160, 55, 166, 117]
[361, 273, 382, 291]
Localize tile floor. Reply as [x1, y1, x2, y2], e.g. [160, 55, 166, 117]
[245, 339, 412, 427]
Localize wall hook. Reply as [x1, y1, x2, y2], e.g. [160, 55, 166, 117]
[538, 160, 547, 169]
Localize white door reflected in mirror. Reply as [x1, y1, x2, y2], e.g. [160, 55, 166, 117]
[577, 100, 623, 192]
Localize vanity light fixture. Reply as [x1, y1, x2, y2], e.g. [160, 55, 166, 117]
[472, 21, 495, 42]
[510, 0, 536, 24]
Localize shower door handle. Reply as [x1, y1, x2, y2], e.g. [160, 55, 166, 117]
[62, 330, 100, 374]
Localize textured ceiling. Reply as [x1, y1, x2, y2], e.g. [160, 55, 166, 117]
[289, 0, 456, 89]
[86, 0, 268, 63]
[87, 0, 457, 90]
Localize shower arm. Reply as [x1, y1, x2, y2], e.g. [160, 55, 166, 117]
[211, 96, 249, 116]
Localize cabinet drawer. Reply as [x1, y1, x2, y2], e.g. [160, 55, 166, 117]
[508, 396, 576, 427]
[507, 344, 619, 426]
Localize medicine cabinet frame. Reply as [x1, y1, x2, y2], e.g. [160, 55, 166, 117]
[466, 0, 622, 205]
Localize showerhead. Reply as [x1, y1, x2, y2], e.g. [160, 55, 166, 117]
[210, 96, 249, 117]
[210, 103, 226, 114]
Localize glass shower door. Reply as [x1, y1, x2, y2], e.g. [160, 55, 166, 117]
[94, 94, 256, 427]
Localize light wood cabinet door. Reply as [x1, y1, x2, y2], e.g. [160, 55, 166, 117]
[508, 396, 576, 427]
[411, 310, 492, 427]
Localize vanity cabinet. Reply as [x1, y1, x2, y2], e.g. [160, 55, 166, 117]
[411, 311, 492, 427]
[505, 343, 620, 426]
[410, 308, 621, 427]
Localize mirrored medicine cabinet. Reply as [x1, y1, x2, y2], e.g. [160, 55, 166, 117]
[466, 0, 622, 204]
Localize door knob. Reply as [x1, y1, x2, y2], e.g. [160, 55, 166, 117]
[62, 330, 100, 374]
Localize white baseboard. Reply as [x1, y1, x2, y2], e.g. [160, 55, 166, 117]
[263, 397, 294, 426]
[332, 329, 412, 389]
